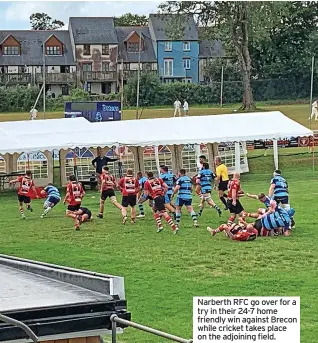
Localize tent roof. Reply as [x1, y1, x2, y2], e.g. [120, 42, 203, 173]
[92, 111, 313, 146]
[0, 111, 313, 154]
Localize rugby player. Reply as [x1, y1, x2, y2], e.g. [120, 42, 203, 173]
[76, 207, 93, 225]
[136, 171, 149, 218]
[63, 175, 85, 230]
[196, 163, 222, 217]
[207, 219, 257, 241]
[214, 157, 229, 210]
[98, 166, 122, 219]
[118, 169, 140, 224]
[9, 170, 37, 219]
[144, 172, 177, 233]
[245, 192, 271, 218]
[194, 155, 207, 200]
[171, 169, 199, 228]
[226, 172, 245, 225]
[40, 183, 61, 218]
[159, 165, 177, 218]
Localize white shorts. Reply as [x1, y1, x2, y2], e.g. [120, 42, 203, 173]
[200, 193, 211, 201]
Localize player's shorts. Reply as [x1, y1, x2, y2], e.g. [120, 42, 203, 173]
[122, 195, 137, 207]
[253, 218, 263, 236]
[153, 195, 166, 212]
[200, 192, 211, 201]
[175, 197, 192, 207]
[101, 189, 115, 201]
[218, 180, 229, 192]
[44, 196, 60, 208]
[273, 195, 289, 205]
[18, 194, 31, 204]
[164, 193, 172, 204]
[80, 207, 92, 219]
[233, 230, 257, 241]
[227, 199, 244, 214]
[67, 204, 81, 212]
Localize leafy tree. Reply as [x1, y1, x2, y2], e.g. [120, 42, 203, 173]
[114, 13, 148, 27]
[159, 1, 287, 111]
[30, 13, 64, 30]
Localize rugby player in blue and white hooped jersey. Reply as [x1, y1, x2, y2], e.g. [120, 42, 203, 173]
[159, 165, 176, 217]
[268, 170, 295, 228]
[196, 163, 222, 217]
[245, 192, 272, 218]
[171, 169, 198, 229]
[40, 183, 61, 218]
[136, 172, 149, 218]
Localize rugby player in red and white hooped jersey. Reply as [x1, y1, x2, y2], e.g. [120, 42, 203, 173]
[226, 172, 246, 225]
[118, 169, 140, 225]
[144, 172, 178, 234]
[98, 166, 122, 219]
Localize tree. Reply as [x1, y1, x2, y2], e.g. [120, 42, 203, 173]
[30, 13, 64, 30]
[159, 1, 287, 111]
[114, 13, 148, 27]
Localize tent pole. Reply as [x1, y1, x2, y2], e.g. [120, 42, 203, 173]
[194, 144, 201, 171]
[273, 139, 279, 170]
[312, 135, 315, 177]
[234, 142, 240, 173]
[154, 146, 160, 175]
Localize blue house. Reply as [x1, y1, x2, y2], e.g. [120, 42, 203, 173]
[149, 14, 199, 84]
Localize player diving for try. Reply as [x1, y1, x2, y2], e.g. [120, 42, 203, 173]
[40, 183, 61, 218]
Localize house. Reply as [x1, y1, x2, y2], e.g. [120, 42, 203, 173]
[198, 29, 224, 84]
[148, 14, 199, 84]
[69, 17, 119, 94]
[116, 26, 157, 83]
[0, 30, 76, 96]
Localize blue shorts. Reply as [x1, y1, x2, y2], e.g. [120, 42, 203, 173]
[165, 193, 172, 204]
[273, 195, 289, 205]
[175, 197, 192, 207]
[45, 196, 60, 208]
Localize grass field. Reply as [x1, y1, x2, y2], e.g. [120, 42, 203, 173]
[0, 104, 317, 342]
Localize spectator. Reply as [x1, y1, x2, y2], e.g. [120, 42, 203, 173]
[92, 147, 118, 188]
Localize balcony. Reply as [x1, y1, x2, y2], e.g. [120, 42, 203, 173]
[0, 73, 31, 85]
[82, 71, 117, 82]
[36, 73, 77, 84]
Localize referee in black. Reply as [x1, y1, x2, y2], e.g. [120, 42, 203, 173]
[92, 147, 118, 189]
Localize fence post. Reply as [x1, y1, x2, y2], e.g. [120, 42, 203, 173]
[111, 315, 117, 343]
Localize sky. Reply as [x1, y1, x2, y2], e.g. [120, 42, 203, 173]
[0, 1, 161, 30]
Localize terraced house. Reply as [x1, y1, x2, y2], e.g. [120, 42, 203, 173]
[0, 15, 220, 95]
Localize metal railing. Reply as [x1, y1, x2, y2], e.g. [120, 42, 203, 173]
[111, 315, 193, 343]
[82, 71, 117, 81]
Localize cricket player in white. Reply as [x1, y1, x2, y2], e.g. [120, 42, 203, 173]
[173, 99, 181, 117]
[183, 100, 189, 116]
[309, 99, 318, 121]
[30, 108, 38, 120]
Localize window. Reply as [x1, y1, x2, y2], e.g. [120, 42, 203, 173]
[106, 147, 134, 179]
[83, 44, 91, 55]
[3, 46, 19, 55]
[0, 155, 6, 173]
[182, 78, 192, 84]
[102, 62, 110, 71]
[46, 46, 61, 55]
[183, 41, 190, 51]
[65, 148, 95, 180]
[183, 58, 191, 70]
[127, 42, 139, 52]
[143, 63, 152, 71]
[164, 41, 172, 51]
[82, 63, 92, 71]
[123, 63, 130, 71]
[17, 152, 48, 179]
[164, 59, 173, 77]
[102, 44, 109, 55]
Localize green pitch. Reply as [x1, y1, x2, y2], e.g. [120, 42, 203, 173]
[0, 159, 317, 342]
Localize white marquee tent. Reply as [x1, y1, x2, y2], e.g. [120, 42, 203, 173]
[0, 111, 313, 171]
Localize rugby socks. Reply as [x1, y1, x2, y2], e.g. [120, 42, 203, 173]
[162, 212, 177, 231]
[42, 207, 52, 217]
[227, 216, 235, 226]
[213, 204, 222, 216]
[191, 211, 198, 226]
[220, 196, 227, 208]
[198, 206, 204, 216]
[138, 204, 145, 216]
[20, 208, 25, 218]
[154, 213, 163, 232]
[176, 212, 181, 226]
[27, 205, 33, 212]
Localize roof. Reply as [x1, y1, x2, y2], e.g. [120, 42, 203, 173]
[69, 17, 118, 44]
[116, 26, 157, 63]
[0, 30, 75, 66]
[0, 254, 129, 342]
[199, 39, 224, 58]
[149, 14, 198, 41]
[0, 112, 312, 154]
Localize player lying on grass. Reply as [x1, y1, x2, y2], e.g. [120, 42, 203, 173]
[63, 175, 85, 230]
[196, 163, 222, 217]
[144, 172, 178, 234]
[171, 169, 199, 229]
[207, 218, 258, 241]
[9, 170, 38, 219]
[75, 207, 93, 227]
[40, 183, 61, 218]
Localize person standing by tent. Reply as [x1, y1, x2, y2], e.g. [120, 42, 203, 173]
[92, 147, 118, 189]
[183, 99, 189, 116]
[173, 99, 181, 117]
[308, 99, 318, 121]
